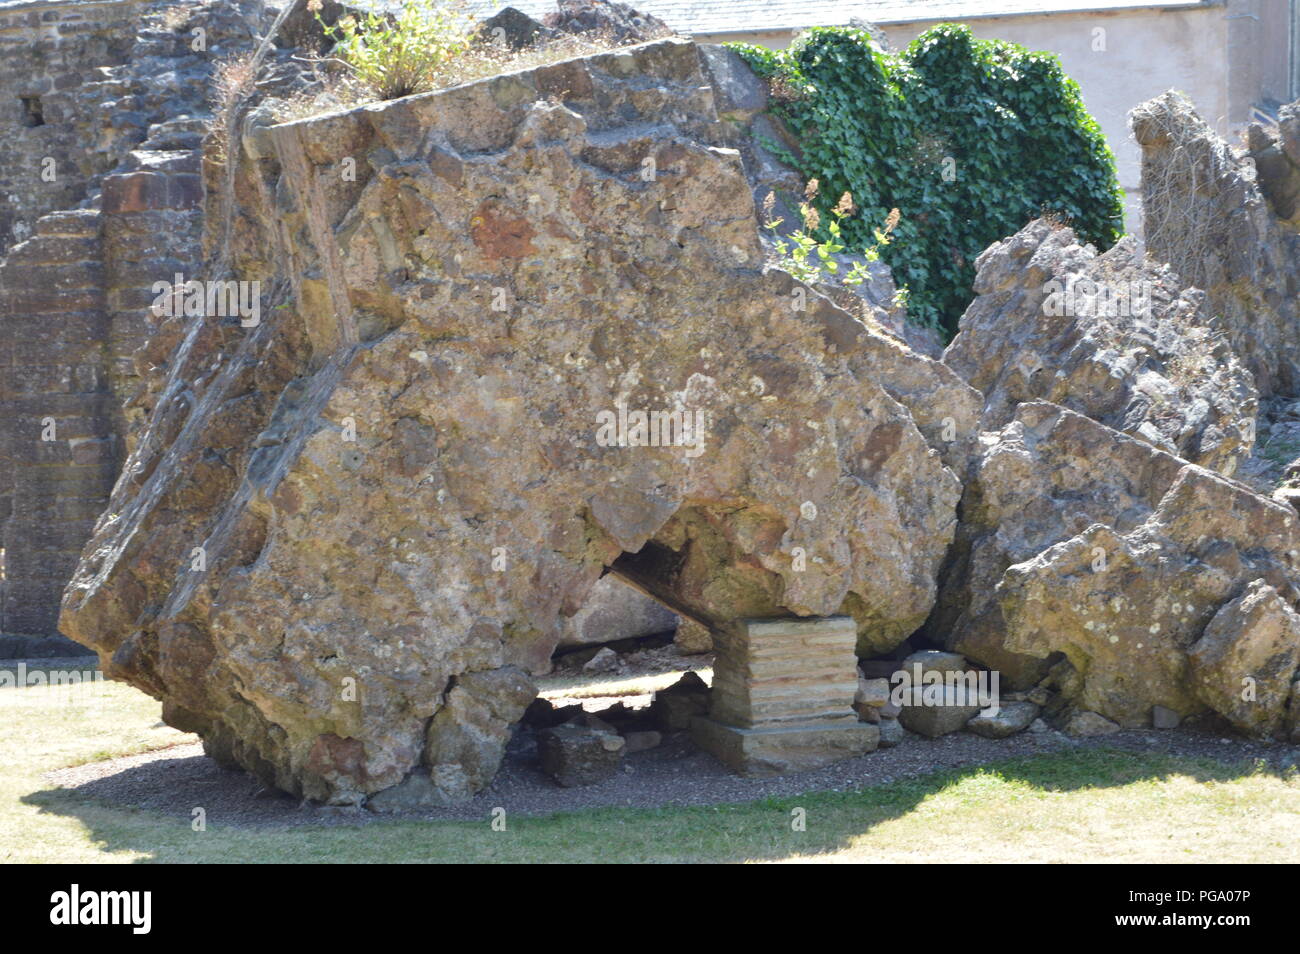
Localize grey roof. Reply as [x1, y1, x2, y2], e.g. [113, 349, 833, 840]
[464, 0, 1212, 35]
[850, 0, 1210, 25]
[467, 1, 876, 34]
[4, 0, 1208, 29]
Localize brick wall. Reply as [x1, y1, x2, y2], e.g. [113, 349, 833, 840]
[0, 208, 114, 643]
[0, 0, 305, 652]
[0, 0, 146, 255]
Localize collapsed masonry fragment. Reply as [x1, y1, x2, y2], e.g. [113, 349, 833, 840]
[59, 38, 965, 803]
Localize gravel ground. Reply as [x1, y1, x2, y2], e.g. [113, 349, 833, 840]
[43, 720, 1299, 830]
[26, 653, 1300, 828]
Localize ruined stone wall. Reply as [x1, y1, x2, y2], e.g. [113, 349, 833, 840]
[0, 116, 212, 649]
[0, 0, 189, 649]
[0, 208, 112, 647]
[0, 0, 147, 255]
[32, 10, 1300, 800]
[0, 0, 295, 651]
[0, 0, 138, 649]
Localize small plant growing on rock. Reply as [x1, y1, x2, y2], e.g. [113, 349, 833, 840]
[317, 0, 474, 101]
[763, 182, 899, 287]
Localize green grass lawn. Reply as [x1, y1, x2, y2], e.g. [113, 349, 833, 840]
[3, 668, 1298, 863]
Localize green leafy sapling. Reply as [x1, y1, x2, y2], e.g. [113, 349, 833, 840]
[763, 180, 901, 287]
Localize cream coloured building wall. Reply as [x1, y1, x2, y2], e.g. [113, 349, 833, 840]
[881, 6, 1228, 234]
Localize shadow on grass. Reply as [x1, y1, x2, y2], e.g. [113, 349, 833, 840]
[21, 746, 1288, 863]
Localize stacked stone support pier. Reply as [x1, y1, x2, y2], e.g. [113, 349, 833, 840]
[691, 617, 878, 776]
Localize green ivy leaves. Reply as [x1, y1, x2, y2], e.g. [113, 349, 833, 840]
[731, 24, 1125, 335]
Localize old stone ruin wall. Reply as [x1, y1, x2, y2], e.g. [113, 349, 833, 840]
[57, 34, 983, 803]
[0, 0, 141, 254]
[0, 0, 319, 653]
[0, 0, 157, 651]
[47, 19, 1300, 809]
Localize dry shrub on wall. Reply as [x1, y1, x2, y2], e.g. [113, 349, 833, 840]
[209, 53, 257, 165]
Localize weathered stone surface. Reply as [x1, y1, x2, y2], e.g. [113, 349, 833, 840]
[945, 218, 1256, 475]
[0, 0, 328, 651]
[808, 291, 981, 480]
[583, 647, 620, 673]
[920, 394, 1300, 735]
[966, 700, 1039, 739]
[927, 401, 1186, 689]
[1151, 705, 1181, 729]
[423, 665, 535, 801]
[1065, 711, 1120, 737]
[537, 722, 625, 786]
[559, 574, 676, 647]
[707, 617, 860, 729]
[1187, 581, 1300, 737]
[1132, 91, 1300, 400]
[877, 717, 905, 748]
[543, 0, 675, 44]
[694, 617, 874, 773]
[1245, 115, 1300, 223]
[698, 44, 767, 123]
[854, 676, 890, 707]
[900, 650, 968, 678]
[622, 729, 661, 752]
[692, 717, 878, 776]
[897, 687, 984, 738]
[477, 7, 558, 51]
[996, 409, 1300, 729]
[364, 769, 440, 812]
[522, 696, 579, 728]
[896, 698, 982, 738]
[60, 40, 962, 801]
[651, 670, 710, 731]
[0, 0, 139, 253]
[673, 617, 713, 654]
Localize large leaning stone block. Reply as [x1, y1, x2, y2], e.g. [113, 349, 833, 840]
[58, 39, 962, 804]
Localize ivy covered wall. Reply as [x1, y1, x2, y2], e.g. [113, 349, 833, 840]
[733, 24, 1125, 334]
